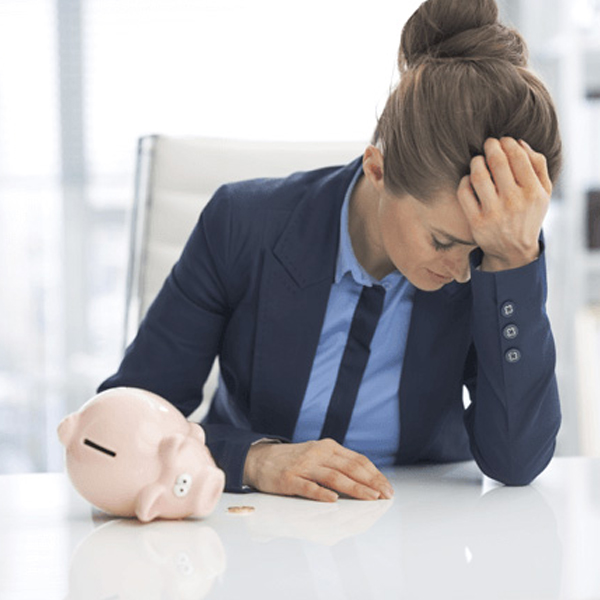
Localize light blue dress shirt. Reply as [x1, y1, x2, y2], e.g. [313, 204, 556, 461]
[292, 164, 416, 467]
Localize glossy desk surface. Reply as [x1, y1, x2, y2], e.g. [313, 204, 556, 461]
[1, 457, 599, 600]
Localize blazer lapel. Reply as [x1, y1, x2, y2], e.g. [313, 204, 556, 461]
[395, 281, 473, 463]
[249, 157, 364, 438]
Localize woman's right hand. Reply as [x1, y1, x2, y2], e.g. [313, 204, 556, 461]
[242, 439, 395, 502]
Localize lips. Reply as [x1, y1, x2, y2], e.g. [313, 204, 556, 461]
[427, 268, 452, 283]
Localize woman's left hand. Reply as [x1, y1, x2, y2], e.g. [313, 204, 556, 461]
[457, 137, 553, 272]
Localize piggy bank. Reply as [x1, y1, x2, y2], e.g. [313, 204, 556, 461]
[58, 387, 225, 522]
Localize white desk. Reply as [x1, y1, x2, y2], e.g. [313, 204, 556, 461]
[0, 457, 599, 600]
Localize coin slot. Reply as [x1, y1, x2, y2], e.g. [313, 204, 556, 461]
[83, 438, 116, 457]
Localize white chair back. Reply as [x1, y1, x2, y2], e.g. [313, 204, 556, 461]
[126, 135, 368, 416]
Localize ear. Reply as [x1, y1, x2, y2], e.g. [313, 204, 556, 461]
[362, 145, 386, 192]
[158, 432, 187, 464]
[135, 483, 165, 523]
[189, 422, 206, 445]
[57, 414, 78, 447]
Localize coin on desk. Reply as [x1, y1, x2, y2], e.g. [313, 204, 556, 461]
[227, 505, 255, 515]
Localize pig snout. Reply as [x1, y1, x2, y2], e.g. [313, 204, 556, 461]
[195, 468, 225, 516]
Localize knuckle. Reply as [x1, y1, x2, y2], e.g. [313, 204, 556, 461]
[355, 454, 372, 469]
[298, 479, 315, 495]
[347, 456, 373, 477]
[363, 470, 381, 487]
[470, 167, 488, 185]
[503, 193, 521, 211]
[500, 136, 519, 150]
[319, 438, 339, 453]
[303, 441, 320, 457]
[352, 482, 369, 497]
[346, 457, 365, 474]
[509, 145, 527, 160]
[485, 149, 506, 167]
[322, 471, 342, 488]
[471, 155, 486, 168]
[302, 481, 330, 501]
[488, 138, 506, 152]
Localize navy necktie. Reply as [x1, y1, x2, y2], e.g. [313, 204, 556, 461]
[320, 284, 386, 444]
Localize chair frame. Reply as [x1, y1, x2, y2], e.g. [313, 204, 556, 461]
[124, 134, 159, 351]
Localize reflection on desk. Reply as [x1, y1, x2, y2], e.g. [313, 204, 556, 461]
[0, 458, 599, 599]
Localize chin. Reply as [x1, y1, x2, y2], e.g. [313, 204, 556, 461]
[415, 281, 447, 292]
[408, 272, 452, 291]
[401, 267, 453, 291]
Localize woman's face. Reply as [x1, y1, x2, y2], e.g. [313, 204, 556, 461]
[377, 188, 478, 292]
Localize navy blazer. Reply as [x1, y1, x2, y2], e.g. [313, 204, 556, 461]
[99, 157, 561, 492]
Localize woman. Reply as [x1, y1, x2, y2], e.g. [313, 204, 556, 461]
[99, 0, 562, 502]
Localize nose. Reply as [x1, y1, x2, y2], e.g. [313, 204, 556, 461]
[443, 252, 471, 283]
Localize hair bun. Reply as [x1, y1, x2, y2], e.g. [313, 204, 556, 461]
[400, 0, 527, 69]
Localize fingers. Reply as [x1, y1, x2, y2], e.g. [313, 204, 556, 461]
[457, 174, 482, 228]
[455, 136, 552, 272]
[470, 138, 551, 206]
[469, 155, 498, 211]
[519, 139, 553, 196]
[324, 441, 394, 498]
[312, 466, 382, 500]
[497, 137, 541, 194]
[292, 477, 340, 503]
[244, 438, 394, 503]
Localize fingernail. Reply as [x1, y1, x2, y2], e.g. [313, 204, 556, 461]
[519, 139, 532, 150]
[382, 485, 394, 499]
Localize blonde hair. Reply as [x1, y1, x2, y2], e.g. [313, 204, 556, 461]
[373, 0, 562, 201]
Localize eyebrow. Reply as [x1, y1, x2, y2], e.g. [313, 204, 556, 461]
[432, 228, 478, 247]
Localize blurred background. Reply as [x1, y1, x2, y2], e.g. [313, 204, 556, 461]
[0, 0, 598, 474]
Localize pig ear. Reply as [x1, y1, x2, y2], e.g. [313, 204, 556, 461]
[135, 483, 165, 523]
[189, 422, 206, 445]
[57, 414, 78, 447]
[158, 433, 186, 463]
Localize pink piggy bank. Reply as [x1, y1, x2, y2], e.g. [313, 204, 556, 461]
[57, 387, 225, 522]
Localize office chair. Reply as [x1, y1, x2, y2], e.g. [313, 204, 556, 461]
[125, 135, 367, 420]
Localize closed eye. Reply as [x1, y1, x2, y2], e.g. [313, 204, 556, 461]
[432, 236, 455, 252]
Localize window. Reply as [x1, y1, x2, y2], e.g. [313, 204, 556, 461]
[0, 0, 422, 472]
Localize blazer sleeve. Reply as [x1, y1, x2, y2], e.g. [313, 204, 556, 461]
[462, 244, 561, 486]
[97, 186, 286, 492]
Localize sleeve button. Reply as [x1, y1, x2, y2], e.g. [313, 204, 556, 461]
[501, 302, 515, 318]
[505, 349, 522, 363]
[503, 324, 519, 340]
